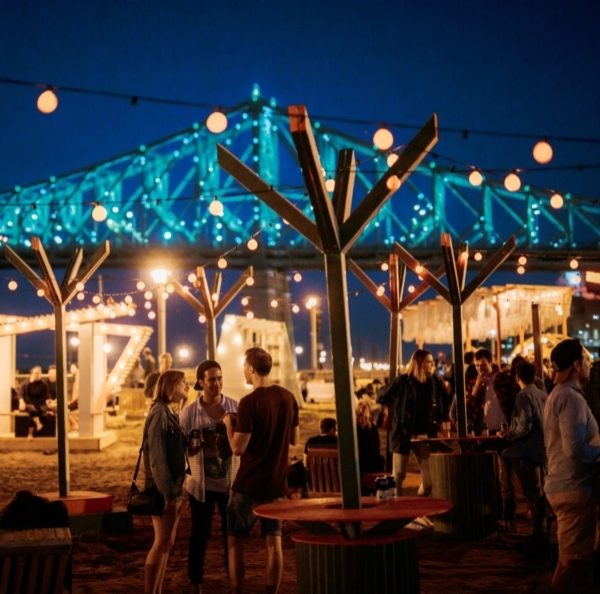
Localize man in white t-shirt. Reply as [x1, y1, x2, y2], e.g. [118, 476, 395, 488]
[179, 360, 238, 594]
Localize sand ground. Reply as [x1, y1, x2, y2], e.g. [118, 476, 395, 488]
[0, 404, 555, 593]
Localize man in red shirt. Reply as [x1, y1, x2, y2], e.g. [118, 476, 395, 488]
[224, 347, 299, 594]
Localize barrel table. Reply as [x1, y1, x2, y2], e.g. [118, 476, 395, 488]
[255, 495, 452, 594]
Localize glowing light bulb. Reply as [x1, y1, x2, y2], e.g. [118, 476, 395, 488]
[518, 256, 527, 266]
[468, 169, 483, 186]
[136, 280, 145, 291]
[206, 110, 228, 134]
[569, 258, 579, 270]
[474, 252, 483, 262]
[504, 172, 521, 192]
[76, 292, 85, 301]
[270, 299, 278, 308]
[198, 314, 206, 324]
[550, 193, 564, 209]
[293, 272, 302, 283]
[144, 290, 153, 300]
[247, 238, 258, 251]
[532, 139, 553, 164]
[217, 257, 227, 269]
[376, 285, 385, 297]
[325, 178, 335, 192]
[124, 295, 133, 304]
[292, 304, 300, 314]
[246, 277, 255, 286]
[92, 203, 108, 222]
[386, 175, 401, 191]
[241, 297, 249, 306]
[517, 265, 525, 275]
[37, 88, 58, 114]
[386, 153, 399, 167]
[148, 311, 156, 320]
[187, 272, 197, 283]
[380, 262, 389, 272]
[407, 285, 415, 294]
[75, 282, 85, 292]
[144, 301, 152, 310]
[208, 197, 224, 217]
[373, 127, 394, 151]
[36, 288, 45, 297]
[8, 280, 17, 291]
[92, 294, 102, 304]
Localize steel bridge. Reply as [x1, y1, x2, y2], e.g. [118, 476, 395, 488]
[1, 85, 599, 270]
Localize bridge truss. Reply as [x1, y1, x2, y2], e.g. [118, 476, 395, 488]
[1, 85, 599, 270]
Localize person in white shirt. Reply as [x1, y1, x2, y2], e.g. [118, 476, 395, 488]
[179, 360, 238, 594]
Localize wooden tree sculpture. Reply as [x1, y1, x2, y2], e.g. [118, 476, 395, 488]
[2, 238, 110, 496]
[218, 106, 438, 508]
[394, 232, 515, 437]
[171, 265, 253, 359]
[348, 254, 447, 381]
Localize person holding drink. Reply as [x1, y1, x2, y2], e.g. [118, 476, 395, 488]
[179, 360, 238, 594]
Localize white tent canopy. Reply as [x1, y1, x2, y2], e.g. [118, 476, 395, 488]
[402, 284, 574, 345]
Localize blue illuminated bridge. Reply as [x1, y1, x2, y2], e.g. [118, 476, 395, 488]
[1, 86, 599, 271]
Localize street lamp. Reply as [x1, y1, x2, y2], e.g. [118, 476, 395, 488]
[151, 268, 170, 357]
[305, 295, 320, 370]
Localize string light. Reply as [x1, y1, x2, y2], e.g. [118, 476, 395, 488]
[217, 257, 228, 269]
[206, 109, 228, 134]
[270, 299, 278, 308]
[36, 288, 45, 297]
[245, 277, 255, 286]
[468, 169, 483, 187]
[8, 280, 17, 291]
[148, 311, 156, 320]
[380, 262, 389, 272]
[293, 272, 302, 282]
[386, 153, 399, 167]
[325, 178, 335, 192]
[407, 285, 415, 294]
[292, 304, 300, 314]
[550, 192, 564, 209]
[517, 265, 526, 275]
[144, 290, 153, 300]
[241, 296, 249, 306]
[504, 172, 521, 192]
[386, 175, 401, 191]
[569, 258, 579, 270]
[198, 314, 206, 323]
[532, 139, 553, 164]
[246, 311, 254, 319]
[474, 252, 483, 262]
[36, 88, 58, 114]
[376, 285, 385, 297]
[187, 272, 197, 283]
[518, 256, 527, 265]
[373, 126, 394, 151]
[92, 202, 108, 222]
[76, 292, 85, 301]
[92, 294, 102, 304]
[75, 282, 85, 292]
[247, 238, 258, 251]
[208, 196, 224, 217]
[136, 280, 145, 291]
[144, 301, 152, 310]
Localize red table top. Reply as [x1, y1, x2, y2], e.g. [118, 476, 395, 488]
[254, 496, 451, 523]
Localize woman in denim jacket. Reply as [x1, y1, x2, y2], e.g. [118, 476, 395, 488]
[143, 369, 189, 594]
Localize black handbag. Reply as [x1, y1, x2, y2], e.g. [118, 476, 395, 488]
[126, 442, 165, 516]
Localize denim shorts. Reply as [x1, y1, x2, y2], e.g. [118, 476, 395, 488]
[226, 491, 282, 537]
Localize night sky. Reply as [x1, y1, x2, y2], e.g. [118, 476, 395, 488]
[1, 0, 599, 370]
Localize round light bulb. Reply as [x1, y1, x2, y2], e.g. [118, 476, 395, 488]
[550, 193, 564, 209]
[517, 265, 526, 275]
[407, 285, 415, 294]
[8, 280, 17, 291]
[75, 281, 85, 292]
[187, 272, 197, 283]
[217, 257, 228, 269]
[504, 172, 521, 192]
[270, 299, 278, 308]
[373, 127, 394, 151]
[144, 301, 152, 310]
[136, 280, 146, 291]
[247, 238, 258, 251]
[325, 178, 336, 192]
[246, 311, 254, 320]
[76, 292, 85, 301]
[380, 262, 389, 271]
[468, 169, 483, 187]
[37, 89, 58, 114]
[246, 277, 255, 286]
[124, 295, 133, 304]
[148, 311, 156, 320]
[532, 139, 553, 164]
[241, 297, 249, 306]
[386, 175, 401, 191]
[293, 272, 302, 283]
[144, 290, 153, 300]
[92, 294, 102, 304]
[206, 110, 228, 134]
[198, 314, 206, 324]
[36, 288, 45, 297]
[292, 304, 300, 314]
[569, 258, 579, 270]
[474, 252, 483, 262]
[208, 197, 224, 217]
[518, 256, 527, 266]
[376, 285, 385, 297]
[92, 203, 108, 222]
[386, 153, 399, 167]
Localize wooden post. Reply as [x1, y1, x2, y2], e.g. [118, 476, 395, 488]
[2, 240, 109, 497]
[532, 303, 543, 380]
[218, 107, 438, 510]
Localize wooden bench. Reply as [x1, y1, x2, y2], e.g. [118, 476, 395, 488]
[0, 527, 72, 594]
[305, 448, 341, 496]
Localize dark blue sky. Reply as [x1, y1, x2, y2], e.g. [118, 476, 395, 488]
[1, 0, 599, 369]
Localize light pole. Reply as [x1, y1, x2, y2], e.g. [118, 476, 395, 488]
[151, 268, 169, 357]
[305, 295, 320, 371]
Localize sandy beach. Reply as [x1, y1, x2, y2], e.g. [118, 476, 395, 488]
[0, 406, 555, 593]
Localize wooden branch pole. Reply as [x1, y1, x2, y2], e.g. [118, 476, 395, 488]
[531, 303, 543, 380]
[1, 239, 109, 497]
[171, 266, 253, 360]
[219, 105, 438, 510]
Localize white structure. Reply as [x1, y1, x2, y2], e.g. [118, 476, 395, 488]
[215, 314, 301, 404]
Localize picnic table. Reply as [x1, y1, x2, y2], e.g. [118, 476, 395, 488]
[255, 495, 451, 594]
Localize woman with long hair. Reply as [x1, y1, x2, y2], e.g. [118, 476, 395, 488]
[355, 398, 384, 476]
[378, 349, 447, 495]
[143, 369, 189, 594]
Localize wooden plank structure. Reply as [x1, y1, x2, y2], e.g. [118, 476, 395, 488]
[305, 448, 341, 496]
[2, 239, 110, 496]
[0, 527, 72, 594]
[219, 106, 438, 509]
[171, 265, 253, 359]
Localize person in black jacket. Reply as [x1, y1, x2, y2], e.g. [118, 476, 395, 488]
[378, 349, 447, 496]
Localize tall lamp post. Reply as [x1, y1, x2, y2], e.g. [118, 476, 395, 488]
[305, 295, 320, 371]
[151, 268, 169, 357]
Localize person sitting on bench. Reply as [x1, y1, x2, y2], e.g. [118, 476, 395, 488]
[19, 366, 49, 439]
